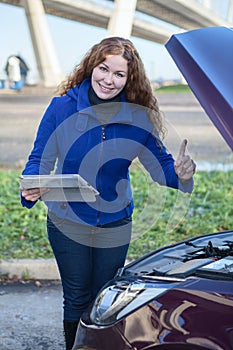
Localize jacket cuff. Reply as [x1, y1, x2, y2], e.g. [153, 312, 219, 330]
[20, 193, 37, 209]
[178, 177, 194, 194]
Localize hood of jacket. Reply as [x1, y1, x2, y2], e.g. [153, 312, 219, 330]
[65, 78, 141, 125]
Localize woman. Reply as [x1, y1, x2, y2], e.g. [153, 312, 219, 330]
[20, 37, 196, 350]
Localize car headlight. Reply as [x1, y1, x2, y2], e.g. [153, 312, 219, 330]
[90, 278, 179, 326]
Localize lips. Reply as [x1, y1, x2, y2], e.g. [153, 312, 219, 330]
[99, 83, 114, 93]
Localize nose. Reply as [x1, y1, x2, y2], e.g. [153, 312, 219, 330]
[103, 72, 113, 85]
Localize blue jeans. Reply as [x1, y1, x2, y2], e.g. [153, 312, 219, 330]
[47, 212, 131, 322]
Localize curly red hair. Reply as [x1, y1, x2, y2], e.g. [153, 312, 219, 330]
[58, 37, 165, 139]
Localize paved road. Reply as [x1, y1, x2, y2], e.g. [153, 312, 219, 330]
[0, 87, 232, 350]
[0, 280, 65, 350]
[0, 88, 53, 167]
[0, 87, 232, 168]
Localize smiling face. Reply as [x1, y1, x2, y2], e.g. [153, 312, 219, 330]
[91, 54, 128, 100]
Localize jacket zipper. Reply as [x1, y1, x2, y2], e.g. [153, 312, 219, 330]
[101, 125, 106, 140]
[97, 125, 106, 225]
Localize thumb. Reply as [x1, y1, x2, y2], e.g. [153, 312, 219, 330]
[177, 139, 188, 159]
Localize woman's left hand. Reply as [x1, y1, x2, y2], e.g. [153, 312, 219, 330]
[174, 139, 196, 182]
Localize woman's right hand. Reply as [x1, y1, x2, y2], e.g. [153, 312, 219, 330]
[20, 188, 49, 201]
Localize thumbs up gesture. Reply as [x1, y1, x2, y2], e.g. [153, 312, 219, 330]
[174, 139, 196, 182]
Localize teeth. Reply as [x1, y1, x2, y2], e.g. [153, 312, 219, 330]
[100, 85, 112, 92]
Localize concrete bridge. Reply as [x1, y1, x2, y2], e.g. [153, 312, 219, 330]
[1, 0, 232, 86]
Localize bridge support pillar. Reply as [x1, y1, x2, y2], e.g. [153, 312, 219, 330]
[227, 0, 233, 22]
[21, 0, 64, 87]
[108, 0, 137, 38]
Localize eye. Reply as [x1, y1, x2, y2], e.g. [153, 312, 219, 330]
[115, 72, 125, 78]
[99, 65, 107, 72]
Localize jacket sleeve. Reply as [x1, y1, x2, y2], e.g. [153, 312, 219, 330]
[21, 98, 58, 208]
[138, 133, 193, 193]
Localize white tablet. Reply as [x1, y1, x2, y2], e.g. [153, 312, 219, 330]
[20, 174, 99, 202]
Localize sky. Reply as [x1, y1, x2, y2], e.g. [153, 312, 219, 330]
[0, 0, 231, 83]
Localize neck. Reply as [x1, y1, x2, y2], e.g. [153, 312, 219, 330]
[88, 86, 122, 123]
[88, 86, 121, 105]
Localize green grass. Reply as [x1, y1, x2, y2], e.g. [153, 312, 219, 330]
[0, 169, 49, 259]
[129, 168, 233, 259]
[155, 84, 191, 93]
[0, 167, 232, 261]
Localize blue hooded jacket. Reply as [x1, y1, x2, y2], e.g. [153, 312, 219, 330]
[21, 78, 193, 226]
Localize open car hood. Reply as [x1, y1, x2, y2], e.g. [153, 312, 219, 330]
[165, 26, 233, 151]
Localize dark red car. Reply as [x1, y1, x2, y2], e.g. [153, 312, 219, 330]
[73, 27, 233, 350]
[75, 230, 233, 350]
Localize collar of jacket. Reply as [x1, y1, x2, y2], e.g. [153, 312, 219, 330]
[72, 78, 140, 125]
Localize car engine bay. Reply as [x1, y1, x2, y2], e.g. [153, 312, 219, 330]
[123, 231, 233, 281]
